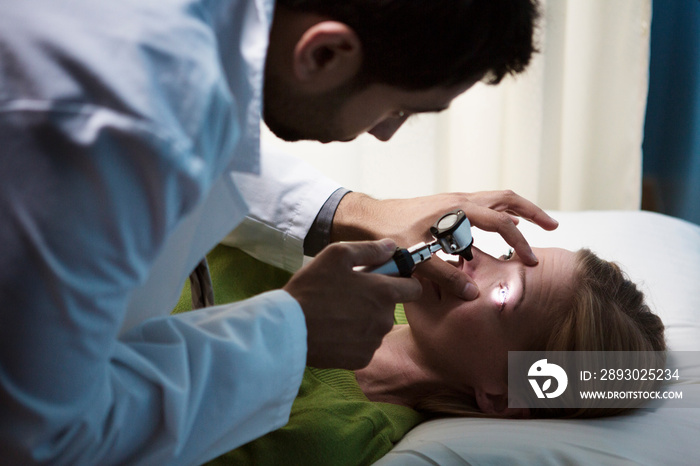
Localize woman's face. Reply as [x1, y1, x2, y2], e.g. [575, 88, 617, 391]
[404, 247, 577, 394]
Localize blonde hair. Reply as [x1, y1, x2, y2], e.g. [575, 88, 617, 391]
[532, 249, 666, 419]
[547, 249, 665, 353]
[414, 249, 666, 419]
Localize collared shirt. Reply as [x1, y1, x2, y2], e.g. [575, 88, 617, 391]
[0, 0, 339, 464]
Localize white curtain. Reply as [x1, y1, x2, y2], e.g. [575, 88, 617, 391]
[262, 0, 652, 210]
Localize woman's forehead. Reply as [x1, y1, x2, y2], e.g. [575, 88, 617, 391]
[523, 248, 577, 318]
[531, 248, 577, 278]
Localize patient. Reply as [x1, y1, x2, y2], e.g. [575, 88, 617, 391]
[174, 244, 665, 465]
[356, 247, 666, 420]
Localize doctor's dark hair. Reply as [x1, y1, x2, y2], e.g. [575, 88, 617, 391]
[276, 0, 541, 89]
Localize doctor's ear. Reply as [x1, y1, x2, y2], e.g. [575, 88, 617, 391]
[293, 21, 362, 92]
[475, 388, 531, 419]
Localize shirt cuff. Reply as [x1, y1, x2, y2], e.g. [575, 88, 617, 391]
[303, 188, 352, 256]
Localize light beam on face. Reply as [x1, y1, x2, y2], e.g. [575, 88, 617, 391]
[495, 285, 510, 311]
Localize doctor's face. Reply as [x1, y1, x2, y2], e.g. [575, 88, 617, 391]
[404, 247, 577, 388]
[263, 77, 475, 143]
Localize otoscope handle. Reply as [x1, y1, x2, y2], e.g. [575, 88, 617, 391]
[365, 248, 416, 277]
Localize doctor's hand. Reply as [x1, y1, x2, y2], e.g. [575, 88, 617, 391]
[283, 239, 421, 370]
[330, 190, 559, 301]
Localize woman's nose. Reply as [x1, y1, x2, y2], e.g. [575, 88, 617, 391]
[461, 246, 504, 273]
[459, 246, 485, 274]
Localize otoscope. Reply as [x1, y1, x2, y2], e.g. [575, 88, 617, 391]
[360, 210, 474, 277]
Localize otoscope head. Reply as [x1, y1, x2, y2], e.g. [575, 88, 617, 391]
[430, 210, 474, 261]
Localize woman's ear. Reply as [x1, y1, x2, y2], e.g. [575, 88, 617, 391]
[475, 388, 531, 419]
[292, 21, 362, 92]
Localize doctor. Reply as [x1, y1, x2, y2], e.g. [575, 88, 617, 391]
[0, 0, 552, 464]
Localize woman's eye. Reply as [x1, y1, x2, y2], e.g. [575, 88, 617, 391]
[500, 248, 514, 261]
[497, 285, 510, 311]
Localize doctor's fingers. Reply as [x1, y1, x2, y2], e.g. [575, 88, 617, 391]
[342, 268, 423, 307]
[369, 273, 423, 304]
[461, 204, 540, 265]
[415, 257, 479, 301]
[465, 190, 559, 231]
[320, 240, 422, 301]
[319, 239, 397, 269]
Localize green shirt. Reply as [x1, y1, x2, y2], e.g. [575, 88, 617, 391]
[210, 366, 422, 465]
[174, 246, 422, 465]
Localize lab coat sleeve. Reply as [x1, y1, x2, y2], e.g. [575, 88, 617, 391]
[223, 141, 342, 272]
[0, 108, 306, 465]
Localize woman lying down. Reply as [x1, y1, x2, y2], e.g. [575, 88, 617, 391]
[174, 245, 665, 465]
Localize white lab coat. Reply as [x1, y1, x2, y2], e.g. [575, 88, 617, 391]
[0, 0, 340, 464]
